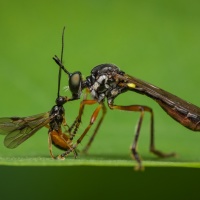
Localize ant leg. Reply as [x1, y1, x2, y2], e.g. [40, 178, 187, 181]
[62, 116, 70, 135]
[109, 104, 175, 170]
[48, 131, 56, 159]
[49, 129, 77, 159]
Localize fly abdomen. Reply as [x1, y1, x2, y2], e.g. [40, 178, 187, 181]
[156, 99, 200, 131]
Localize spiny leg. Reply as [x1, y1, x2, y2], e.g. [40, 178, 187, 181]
[59, 133, 78, 158]
[109, 104, 175, 170]
[59, 103, 103, 158]
[82, 102, 107, 153]
[68, 90, 91, 139]
[67, 103, 86, 139]
[69, 94, 107, 153]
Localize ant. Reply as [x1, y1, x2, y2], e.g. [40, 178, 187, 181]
[0, 27, 77, 159]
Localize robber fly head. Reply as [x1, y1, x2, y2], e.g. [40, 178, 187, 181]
[53, 55, 83, 100]
[53, 27, 83, 100]
[68, 71, 82, 99]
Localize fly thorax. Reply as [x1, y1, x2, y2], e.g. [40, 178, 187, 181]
[98, 93, 105, 102]
[90, 87, 106, 102]
[92, 81, 100, 91]
[110, 88, 119, 97]
[89, 74, 111, 102]
[90, 89, 97, 99]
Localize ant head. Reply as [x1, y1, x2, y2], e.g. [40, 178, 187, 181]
[56, 96, 67, 105]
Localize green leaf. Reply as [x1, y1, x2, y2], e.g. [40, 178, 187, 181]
[1, 0, 200, 170]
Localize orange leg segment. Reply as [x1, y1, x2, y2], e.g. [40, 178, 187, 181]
[48, 131, 56, 159]
[60, 101, 104, 158]
[76, 103, 103, 145]
[82, 102, 106, 153]
[68, 99, 98, 139]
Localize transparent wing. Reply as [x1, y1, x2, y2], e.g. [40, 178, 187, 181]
[0, 112, 50, 148]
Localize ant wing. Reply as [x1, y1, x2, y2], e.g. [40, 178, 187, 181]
[0, 112, 51, 148]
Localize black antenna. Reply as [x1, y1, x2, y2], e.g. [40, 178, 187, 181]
[57, 26, 65, 98]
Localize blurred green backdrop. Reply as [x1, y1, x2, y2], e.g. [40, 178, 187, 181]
[1, 0, 200, 199]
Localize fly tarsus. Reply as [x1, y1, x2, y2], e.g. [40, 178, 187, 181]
[150, 147, 176, 158]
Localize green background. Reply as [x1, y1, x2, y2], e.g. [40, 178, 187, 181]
[1, 0, 200, 199]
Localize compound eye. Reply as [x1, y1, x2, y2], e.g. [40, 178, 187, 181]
[71, 73, 80, 87]
[69, 72, 82, 96]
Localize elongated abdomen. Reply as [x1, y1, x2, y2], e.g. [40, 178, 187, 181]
[123, 74, 200, 131]
[156, 99, 200, 131]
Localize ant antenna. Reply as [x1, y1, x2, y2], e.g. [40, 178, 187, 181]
[57, 26, 65, 98]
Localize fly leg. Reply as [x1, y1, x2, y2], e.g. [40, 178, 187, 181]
[109, 104, 175, 170]
[149, 111, 176, 158]
[68, 90, 107, 153]
[82, 102, 106, 153]
[68, 99, 98, 140]
[68, 90, 90, 139]
[59, 102, 103, 158]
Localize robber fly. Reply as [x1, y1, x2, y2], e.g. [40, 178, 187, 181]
[0, 27, 77, 159]
[53, 55, 200, 170]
